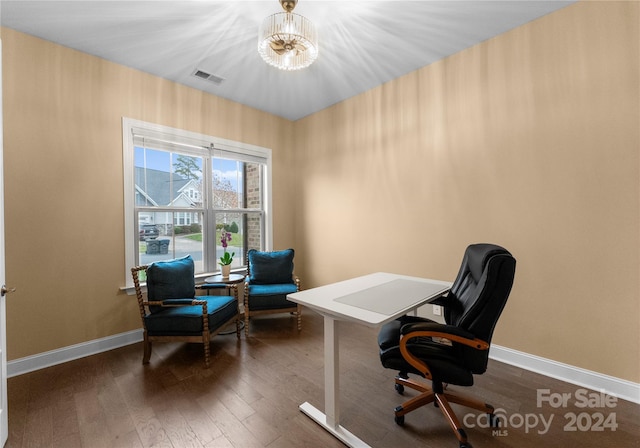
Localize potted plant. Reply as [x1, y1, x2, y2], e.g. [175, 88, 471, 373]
[219, 231, 234, 278]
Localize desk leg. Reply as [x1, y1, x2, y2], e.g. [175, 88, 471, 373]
[324, 316, 339, 428]
[299, 316, 371, 448]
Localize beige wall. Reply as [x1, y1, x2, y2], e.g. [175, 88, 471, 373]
[1, 1, 638, 384]
[1, 27, 296, 360]
[294, 1, 639, 383]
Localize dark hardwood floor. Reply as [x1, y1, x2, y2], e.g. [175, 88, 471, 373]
[7, 310, 640, 447]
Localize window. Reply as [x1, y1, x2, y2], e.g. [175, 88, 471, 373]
[122, 118, 272, 287]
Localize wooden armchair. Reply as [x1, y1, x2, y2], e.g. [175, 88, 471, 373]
[131, 255, 240, 367]
[243, 248, 302, 336]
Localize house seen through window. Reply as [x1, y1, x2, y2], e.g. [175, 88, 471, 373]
[123, 118, 272, 286]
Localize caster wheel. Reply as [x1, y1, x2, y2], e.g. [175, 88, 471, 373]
[394, 415, 405, 426]
[395, 383, 404, 394]
[459, 442, 473, 448]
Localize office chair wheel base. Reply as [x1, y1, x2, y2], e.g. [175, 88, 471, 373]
[459, 443, 473, 448]
[395, 383, 404, 394]
[394, 415, 405, 426]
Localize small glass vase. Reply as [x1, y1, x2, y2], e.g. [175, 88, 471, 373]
[221, 264, 231, 279]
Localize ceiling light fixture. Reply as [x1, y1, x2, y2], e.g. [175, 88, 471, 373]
[258, 0, 318, 71]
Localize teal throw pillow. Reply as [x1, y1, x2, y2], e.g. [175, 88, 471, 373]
[249, 249, 294, 285]
[147, 255, 195, 301]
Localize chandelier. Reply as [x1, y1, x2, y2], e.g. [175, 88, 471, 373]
[258, 0, 318, 71]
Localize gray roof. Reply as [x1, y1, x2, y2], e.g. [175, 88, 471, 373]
[135, 167, 191, 207]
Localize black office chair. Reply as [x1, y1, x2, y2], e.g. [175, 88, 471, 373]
[378, 243, 516, 448]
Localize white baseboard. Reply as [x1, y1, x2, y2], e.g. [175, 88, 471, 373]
[6, 332, 639, 405]
[490, 345, 640, 404]
[7, 329, 143, 378]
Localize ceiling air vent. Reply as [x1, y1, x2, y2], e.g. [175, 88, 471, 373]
[191, 69, 225, 85]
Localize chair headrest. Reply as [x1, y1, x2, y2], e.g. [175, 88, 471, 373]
[467, 244, 512, 282]
[447, 243, 515, 340]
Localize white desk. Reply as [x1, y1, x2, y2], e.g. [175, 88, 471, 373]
[287, 272, 451, 448]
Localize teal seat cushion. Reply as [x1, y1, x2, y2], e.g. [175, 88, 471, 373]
[248, 249, 294, 285]
[247, 283, 298, 311]
[147, 255, 195, 301]
[145, 295, 237, 336]
[248, 283, 298, 296]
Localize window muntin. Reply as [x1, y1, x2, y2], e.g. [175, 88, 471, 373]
[212, 158, 264, 269]
[137, 211, 205, 272]
[123, 118, 272, 288]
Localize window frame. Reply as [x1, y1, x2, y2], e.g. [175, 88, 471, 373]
[122, 117, 273, 289]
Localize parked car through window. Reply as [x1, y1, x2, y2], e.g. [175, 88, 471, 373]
[139, 224, 159, 241]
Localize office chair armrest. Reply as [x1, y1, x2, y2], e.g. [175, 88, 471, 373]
[427, 293, 463, 313]
[401, 322, 489, 350]
[399, 323, 489, 379]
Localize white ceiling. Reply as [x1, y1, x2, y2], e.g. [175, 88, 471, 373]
[1, 0, 575, 121]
